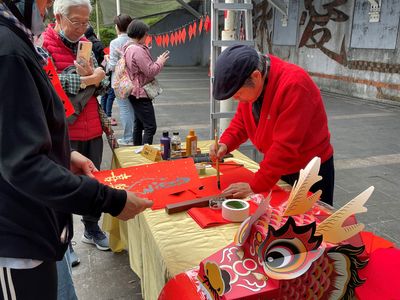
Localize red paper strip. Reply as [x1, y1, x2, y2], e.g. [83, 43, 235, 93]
[150, 164, 253, 210]
[156, 35, 162, 47]
[188, 24, 193, 40]
[93, 158, 200, 199]
[145, 35, 152, 47]
[175, 31, 180, 45]
[164, 34, 170, 47]
[162, 35, 166, 48]
[170, 32, 175, 46]
[192, 21, 197, 37]
[181, 28, 187, 43]
[43, 58, 74, 117]
[188, 185, 290, 228]
[198, 17, 203, 33]
[204, 15, 211, 32]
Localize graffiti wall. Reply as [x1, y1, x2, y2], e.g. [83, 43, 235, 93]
[253, 0, 400, 102]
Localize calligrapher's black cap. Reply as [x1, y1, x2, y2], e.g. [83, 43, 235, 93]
[213, 44, 259, 100]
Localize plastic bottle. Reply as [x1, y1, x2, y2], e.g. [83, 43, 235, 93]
[171, 132, 182, 158]
[160, 131, 171, 160]
[186, 129, 198, 157]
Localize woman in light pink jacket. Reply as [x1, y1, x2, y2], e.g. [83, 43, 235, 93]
[125, 20, 169, 145]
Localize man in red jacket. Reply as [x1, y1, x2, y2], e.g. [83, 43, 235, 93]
[210, 45, 335, 205]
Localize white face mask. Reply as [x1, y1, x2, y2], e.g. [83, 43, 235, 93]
[58, 29, 84, 43]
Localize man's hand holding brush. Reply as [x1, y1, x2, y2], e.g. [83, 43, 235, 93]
[209, 142, 254, 198]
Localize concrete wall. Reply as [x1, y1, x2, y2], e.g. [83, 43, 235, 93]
[149, 8, 210, 66]
[253, 0, 400, 102]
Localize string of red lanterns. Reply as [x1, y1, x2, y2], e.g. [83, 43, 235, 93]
[145, 15, 211, 48]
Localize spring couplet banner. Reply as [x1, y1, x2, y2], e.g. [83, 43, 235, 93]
[43, 58, 75, 117]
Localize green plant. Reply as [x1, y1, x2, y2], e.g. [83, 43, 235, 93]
[99, 27, 117, 47]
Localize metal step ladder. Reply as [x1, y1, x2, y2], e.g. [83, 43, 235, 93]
[209, 0, 259, 160]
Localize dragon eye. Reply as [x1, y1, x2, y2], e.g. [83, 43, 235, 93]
[265, 247, 293, 268]
[260, 238, 309, 279]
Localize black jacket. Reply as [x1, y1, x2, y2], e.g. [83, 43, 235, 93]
[0, 17, 126, 261]
[85, 26, 105, 65]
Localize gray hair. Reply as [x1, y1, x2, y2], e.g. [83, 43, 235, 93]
[242, 52, 268, 87]
[53, 0, 92, 16]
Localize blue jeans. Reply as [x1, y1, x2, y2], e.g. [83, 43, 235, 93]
[116, 98, 134, 143]
[101, 88, 115, 117]
[56, 250, 78, 300]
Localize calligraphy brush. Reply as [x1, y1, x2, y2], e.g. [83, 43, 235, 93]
[214, 129, 221, 190]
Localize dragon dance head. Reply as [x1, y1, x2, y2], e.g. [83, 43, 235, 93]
[160, 157, 373, 300]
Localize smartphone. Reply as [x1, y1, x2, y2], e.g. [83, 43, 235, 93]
[76, 41, 92, 65]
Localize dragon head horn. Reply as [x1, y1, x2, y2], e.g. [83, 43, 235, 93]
[283, 157, 323, 216]
[316, 186, 374, 243]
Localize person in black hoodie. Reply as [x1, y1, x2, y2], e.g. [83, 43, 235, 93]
[84, 25, 104, 65]
[0, 1, 153, 299]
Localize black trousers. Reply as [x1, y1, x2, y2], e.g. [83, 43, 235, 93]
[281, 156, 335, 206]
[0, 262, 57, 300]
[70, 137, 103, 223]
[128, 96, 157, 145]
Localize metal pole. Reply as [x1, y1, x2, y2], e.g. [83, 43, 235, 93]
[219, 0, 235, 133]
[116, 0, 121, 15]
[95, 0, 100, 39]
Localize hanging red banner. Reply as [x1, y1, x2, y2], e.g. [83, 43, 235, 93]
[164, 33, 170, 47]
[181, 27, 187, 43]
[198, 17, 203, 33]
[156, 35, 162, 47]
[188, 24, 193, 41]
[204, 15, 211, 32]
[174, 31, 180, 45]
[145, 35, 152, 47]
[192, 21, 197, 37]
[188, 24, 193, 40]
[43, 58, 74, 117]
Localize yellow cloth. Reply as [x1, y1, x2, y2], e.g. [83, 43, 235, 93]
[102, 141, 261, 299]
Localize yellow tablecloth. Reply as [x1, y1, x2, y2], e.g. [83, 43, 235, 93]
[102, 141, 261, 300]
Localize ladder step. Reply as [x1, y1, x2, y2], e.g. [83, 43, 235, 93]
[211, 112, 236, 119]
[213, 3, 253, 11]
[212, 40, 255, 47]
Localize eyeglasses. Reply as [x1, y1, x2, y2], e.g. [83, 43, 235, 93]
[63, 15, 90, 29]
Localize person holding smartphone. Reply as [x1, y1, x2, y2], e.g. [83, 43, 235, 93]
[124, 19, 170, 145]
[42, 0, 111, 257]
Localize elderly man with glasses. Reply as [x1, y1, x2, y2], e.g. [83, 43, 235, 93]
[42, 0, 111, 261]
